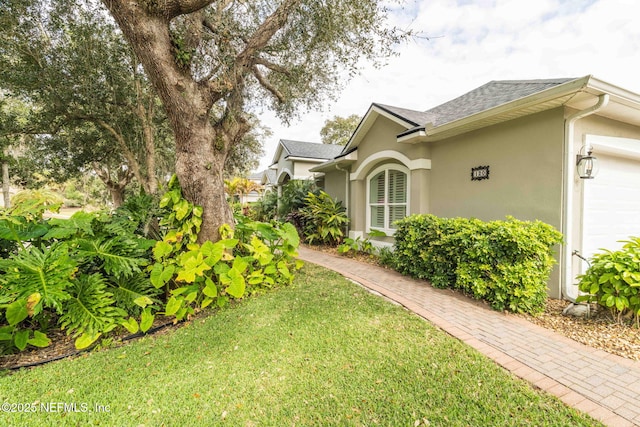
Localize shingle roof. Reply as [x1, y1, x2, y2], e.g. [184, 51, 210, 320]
[373, 79, 577, 133]
[372, 104, 436, 127]
[263, 169, 276, 185]
[280, 139, 344, 160]
[423, 78, 576, 127]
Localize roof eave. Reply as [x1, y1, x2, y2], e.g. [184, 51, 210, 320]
[309, 150, 358, 173]
[398, 75, 592, 144]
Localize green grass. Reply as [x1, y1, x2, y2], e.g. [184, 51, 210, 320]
[0, 264, 601, 426]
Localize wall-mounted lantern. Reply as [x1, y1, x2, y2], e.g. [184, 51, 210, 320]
[576, 146, 598, 179]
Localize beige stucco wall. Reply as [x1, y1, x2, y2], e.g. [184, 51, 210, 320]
[293, 161, 323, 179]
[429, 108, 565, 227]
[323, 169, 347, 204]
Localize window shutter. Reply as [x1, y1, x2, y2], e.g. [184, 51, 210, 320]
[388, 170, 407, 203]
[369, 171, 385, 204]
[388, 206, 406, 228]
[371, 207, 385, 228]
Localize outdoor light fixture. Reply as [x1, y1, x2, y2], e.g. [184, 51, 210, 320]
[576, 145, 598, 179]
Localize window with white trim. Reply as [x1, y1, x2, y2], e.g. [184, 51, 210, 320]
[367, 165, 408, 232]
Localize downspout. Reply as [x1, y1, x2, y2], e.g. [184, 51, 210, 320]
[561, 93, 609, 301]
[336, 164, 350, 236]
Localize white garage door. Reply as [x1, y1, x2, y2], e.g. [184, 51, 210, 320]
[582, 136, 640, 263]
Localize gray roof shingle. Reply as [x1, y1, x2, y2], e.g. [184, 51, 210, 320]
[372, 104, 436, 127]
[373, 78, 578, 132]
[422, 78, 576, 127]
[280, 139, 344, 160]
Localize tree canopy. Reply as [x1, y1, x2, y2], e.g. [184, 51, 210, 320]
[320, 114, 361, 146]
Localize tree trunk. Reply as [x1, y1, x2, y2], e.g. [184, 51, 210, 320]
[174, 123, 234, 243]
[2, 161, 10, 209]
[108, 185, 125, 208]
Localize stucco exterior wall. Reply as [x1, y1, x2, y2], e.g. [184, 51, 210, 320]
[323, 169, 347, 205]
[429, 108, 565, 227]
[293, 161, 323, 179]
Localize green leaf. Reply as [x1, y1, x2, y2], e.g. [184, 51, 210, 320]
[75, 332, 101, 350]
[220, 239, 239, 249]
[165, 297, 182, 316]
[153, 241, 174, 260]
[122, 317, 139, 334]
[140, 308, 154, 333]
[133, 296, 153, 308]
[201, 297, 214, 309]
[27, 330, 51, 348]
[14, 329, 29, 351]
[174, 199, 191, 221]
[225, 268, 245, 298]
[203, 278, 217, 298]
[184, 291, 197, 304]
[176, 252, 210, 282]
[6, 299, 28, 326]
[150, 263, 175, 288]
[201, 241, 224, 266]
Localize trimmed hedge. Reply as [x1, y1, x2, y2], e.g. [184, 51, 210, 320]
[393, 215, 563, 314]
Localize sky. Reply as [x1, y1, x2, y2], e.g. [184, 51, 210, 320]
[253, 0, 640, 171]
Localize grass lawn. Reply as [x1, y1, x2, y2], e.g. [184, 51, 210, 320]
[0, 264, 601, 426]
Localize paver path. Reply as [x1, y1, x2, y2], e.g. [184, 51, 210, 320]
[299, 246, 640, 427]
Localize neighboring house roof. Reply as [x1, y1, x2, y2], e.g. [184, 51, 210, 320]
[270, 139, 344, 166]
[261, 169, 276, 186]
[248, 171, 263, 181]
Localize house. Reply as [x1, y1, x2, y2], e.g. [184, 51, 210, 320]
[269, 138, 344, 192]
[311, 76, 640, 300]
[258, 169, 277, 193]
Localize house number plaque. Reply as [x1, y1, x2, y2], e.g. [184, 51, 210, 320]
[471, 165, 490, 181]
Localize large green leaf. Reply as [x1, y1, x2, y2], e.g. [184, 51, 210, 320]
[27, 330, 51, 348]
[140, 308, 154, 333]
[150, 263, 175, 288]
[176, 252, 210, 283]
[225, 268, 245, 298]
[0, 243, 75, 313]
[5, 299, 28, 326]
[59, 274, 126, 338]
[14, 329, 29, 351]
[76, 237, 147, 278]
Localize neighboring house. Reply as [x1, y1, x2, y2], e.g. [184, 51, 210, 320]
[257, 169, 277, 193]
[311, 76, 640, 300]
[270, 139, 344, 191]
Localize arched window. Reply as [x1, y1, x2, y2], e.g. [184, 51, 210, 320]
[366, 165, 409, 233]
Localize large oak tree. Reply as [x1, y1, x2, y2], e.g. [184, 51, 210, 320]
[101, 0, 403, 242]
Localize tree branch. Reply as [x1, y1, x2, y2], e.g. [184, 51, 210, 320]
[250, 65, 285, 103]
[235, 0, 302, 69]
[253, 56, 291, 76]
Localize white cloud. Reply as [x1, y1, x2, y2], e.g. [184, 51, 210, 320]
[254, 0, 640, 171]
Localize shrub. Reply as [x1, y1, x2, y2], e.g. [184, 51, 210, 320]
[299, 191, 349, 245]
[248, 191, 277, 222]
[148, 177, 302, 328]
[577, 237, 640, 325]
[0, 195, 158, 353]
[278, 180, 317, 218]
[393, 215, 562, 314]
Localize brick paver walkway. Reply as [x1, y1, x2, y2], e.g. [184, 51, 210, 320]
[299, 246, 640, 427]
